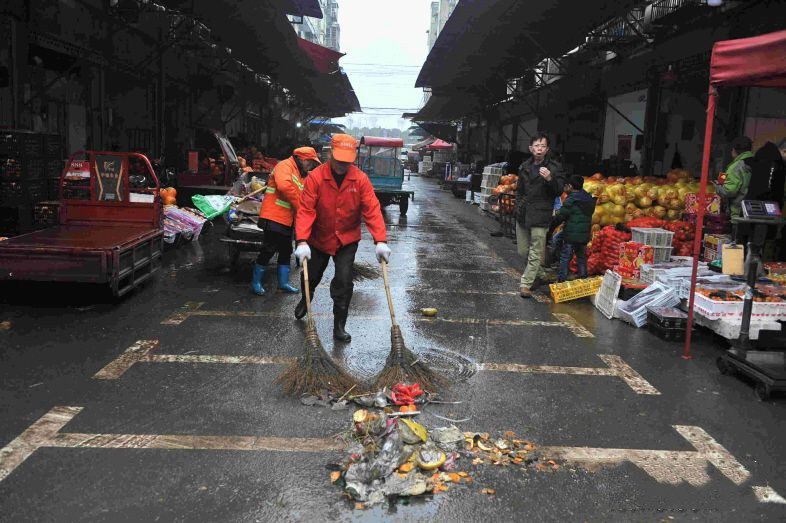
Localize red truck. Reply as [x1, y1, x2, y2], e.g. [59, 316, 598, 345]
[0, 151, 163, 296]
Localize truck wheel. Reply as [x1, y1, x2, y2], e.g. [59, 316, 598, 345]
[399, 197, 409, 215]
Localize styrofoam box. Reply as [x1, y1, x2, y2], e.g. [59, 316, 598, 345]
[693, 292, 786, 319]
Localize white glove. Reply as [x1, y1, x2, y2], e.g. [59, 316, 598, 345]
[375, 242, 392, 263]
[294, 243, 311, 263]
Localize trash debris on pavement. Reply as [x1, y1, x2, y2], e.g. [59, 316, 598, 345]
[327, 383, 567, 509]
[420, 308, 438, 317]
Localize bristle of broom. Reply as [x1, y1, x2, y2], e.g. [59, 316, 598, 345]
[352, 262, 381, 281]
[374, 325, 448, 391]
[275, 322, 358, 396]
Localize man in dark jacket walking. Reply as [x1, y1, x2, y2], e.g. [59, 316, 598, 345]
[516, 133, 565, 298]
[553, 175, 596, 282]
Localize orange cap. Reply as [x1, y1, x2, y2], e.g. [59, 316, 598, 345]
[330, 134, 358, 163]
[293, 147, 321, 164]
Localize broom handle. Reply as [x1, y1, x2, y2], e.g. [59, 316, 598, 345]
[380, 260, 397, 326]
[303, 257, 313, 322]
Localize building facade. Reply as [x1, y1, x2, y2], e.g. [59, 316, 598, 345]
[290, 0, 341, 51]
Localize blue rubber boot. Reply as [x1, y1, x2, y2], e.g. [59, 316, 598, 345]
[251, 264, 266, 296]
[277, 265, 299, 293]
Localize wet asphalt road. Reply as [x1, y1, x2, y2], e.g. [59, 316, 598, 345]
[1, 175, 785, 521]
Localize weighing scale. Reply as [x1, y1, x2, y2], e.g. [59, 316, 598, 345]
[717, 201, 786, 400]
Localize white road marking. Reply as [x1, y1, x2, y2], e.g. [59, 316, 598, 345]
[752, 485, 786, 504]
[482, 354, 660, 395]
[552, 313, 594, 338]
[540, 425, 751, 487]
[161, 302, 591, 337]
[0, 408, 767, 499]
[96, 342, 656, 395]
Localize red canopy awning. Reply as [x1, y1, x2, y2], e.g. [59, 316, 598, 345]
[684, 29, 786, 359]
[297, 37, 345, 74]
[361, 137, 404, 147]
[427, 139, 454, 150]
[710, 29, 786, 88]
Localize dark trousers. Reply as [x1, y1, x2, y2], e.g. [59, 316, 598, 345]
[300, 242, 358, 314]
[256, 229, 293, 266]
[559, 242, 587, 281]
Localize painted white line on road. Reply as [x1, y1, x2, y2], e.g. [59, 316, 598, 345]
[95, 342, 651, 396]
[540, 425, 751, 487]
[482, 354, 659, 395]
[752, 486, 786, 504]
[93, 340, 159, 379]
[552, 313, 594, 338]
[0, 406, 340, 482]
[0, 409, 765, 498]
[0, 406, 81, 482]
[162, 303, 590, 337]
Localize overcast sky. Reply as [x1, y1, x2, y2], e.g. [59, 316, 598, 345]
[332, 0, 433, 130]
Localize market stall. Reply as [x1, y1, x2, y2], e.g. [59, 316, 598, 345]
[684, 29, 786, 360]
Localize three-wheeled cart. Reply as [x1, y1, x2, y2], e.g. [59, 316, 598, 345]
[0, 151, 163, 296]
[357, 136, 414, 215]
[175, 130, 244, 204]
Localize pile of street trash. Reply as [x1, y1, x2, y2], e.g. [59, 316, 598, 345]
[326, 383, 563, 509]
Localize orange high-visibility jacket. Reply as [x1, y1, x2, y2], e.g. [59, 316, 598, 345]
[259, 156, 304, 227]
[295, 162, 387, 255]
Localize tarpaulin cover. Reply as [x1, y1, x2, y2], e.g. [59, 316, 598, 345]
[710, 29, 786, 88]
[297, 37, 345, 74]
[361, 137, 404, 148]
[426, 139, 454, 150]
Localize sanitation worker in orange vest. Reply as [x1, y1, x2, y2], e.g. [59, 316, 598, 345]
[251, 147, 320, 296]
[294, 134, 391, 342]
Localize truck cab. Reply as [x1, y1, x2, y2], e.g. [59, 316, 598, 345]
[356, 136, 414, 215]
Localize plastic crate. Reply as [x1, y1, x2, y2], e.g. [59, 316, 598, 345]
[33, 200, 60, 226]
[631, 227, 674, 247]
[652, 245, 672, 263]
[647, 307, 688, 329]
[592, 270, 622, 318]
[549, 276, 603, 303]
[647, 322, 688, 342]
[19, 132, 42, 157]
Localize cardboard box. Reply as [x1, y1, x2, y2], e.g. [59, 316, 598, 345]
[618, 242, 654, 279]
[703, 234, 731, 262]
[721, 244, 745, 276]
[684, 193, 722, 215]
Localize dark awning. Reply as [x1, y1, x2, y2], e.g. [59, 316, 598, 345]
[416, 0, 638, 90]
[280, 0, 323, 18]
[404, 91, 482, 122]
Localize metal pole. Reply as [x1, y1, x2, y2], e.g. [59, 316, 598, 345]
[683, 85, 718, 360]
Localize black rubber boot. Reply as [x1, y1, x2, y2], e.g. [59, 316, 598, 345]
[294, 298, 307, 320]
[333, 307, 351, 342]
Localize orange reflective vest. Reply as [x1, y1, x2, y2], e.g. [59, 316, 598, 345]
[259, 156, 304, 227]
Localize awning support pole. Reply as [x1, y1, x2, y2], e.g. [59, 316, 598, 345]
[683, 85, 718, 360]
[606, 100, 645, 134]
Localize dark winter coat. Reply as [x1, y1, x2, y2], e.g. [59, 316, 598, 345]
[515, 156, 565, 228]
[554, 189, 596, 244]
[749, 141, 785, 206]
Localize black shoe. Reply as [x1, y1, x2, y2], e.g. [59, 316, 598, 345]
[294, 298, 307, 319]
[333, 308, 351, 342]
